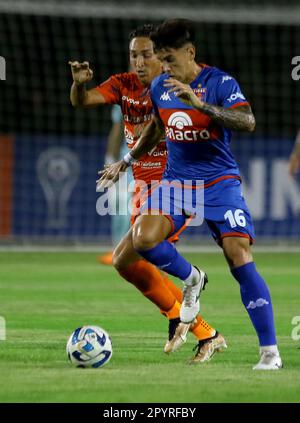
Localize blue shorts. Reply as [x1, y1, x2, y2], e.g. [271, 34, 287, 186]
[140, 177, 255, 245]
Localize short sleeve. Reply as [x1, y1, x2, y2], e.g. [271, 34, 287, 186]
[216, 75, 249, 109]
[95, 75, 122, 104]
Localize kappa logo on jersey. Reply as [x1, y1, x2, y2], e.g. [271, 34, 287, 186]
[246, 298, 269, 310]
[160, 91, 171, 101]
[227, 92, 246, 103]
[166, 111, 210, 141]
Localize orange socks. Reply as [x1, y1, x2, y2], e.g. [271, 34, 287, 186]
[118, 260, 176, 312]
[161, 273, 216, 340]
[162, 300, 181, 319]
[191, 317, 216, 340]
[118, 260, 217, 341]
[161, 272, 183, 303]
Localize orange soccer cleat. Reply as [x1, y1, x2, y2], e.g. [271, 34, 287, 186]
[97, 252, 113, 266]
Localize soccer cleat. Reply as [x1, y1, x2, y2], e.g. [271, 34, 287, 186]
[164, 318, 192, 354]
[253, 351, 283, 370]
[180, 267, 208, 323]
[189, 332, 227, 364]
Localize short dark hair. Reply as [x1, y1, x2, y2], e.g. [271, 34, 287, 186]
[129, 24, 155, 42]
[150, 19, 196, 50]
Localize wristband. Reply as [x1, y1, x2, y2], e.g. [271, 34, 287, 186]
[123, 152, 136, 166]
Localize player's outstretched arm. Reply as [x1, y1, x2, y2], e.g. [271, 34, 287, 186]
[96, 115, 164, 191]
[69, 61, 106, 107]
[96, 160, 129, 191]
[164, 78, 255, 132]
[130, 115, 165, 160]
[288, 129, 300, 178]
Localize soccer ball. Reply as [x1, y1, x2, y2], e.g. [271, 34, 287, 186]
[66, 325, 112, 368]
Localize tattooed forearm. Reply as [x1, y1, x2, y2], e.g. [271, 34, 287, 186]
[196, 104, 256, 132]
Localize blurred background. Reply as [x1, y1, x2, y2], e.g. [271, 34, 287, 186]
[0, 0, 299, 248]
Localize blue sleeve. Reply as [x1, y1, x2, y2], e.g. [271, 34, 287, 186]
[110, 104, 123, 123]
[215, 75, 249, 108]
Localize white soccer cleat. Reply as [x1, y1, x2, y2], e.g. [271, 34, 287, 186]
[253, 351, 283, 370]
[180, 268, 208, 324]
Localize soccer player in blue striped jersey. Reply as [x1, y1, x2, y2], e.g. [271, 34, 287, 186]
[99, 19, 282, 369]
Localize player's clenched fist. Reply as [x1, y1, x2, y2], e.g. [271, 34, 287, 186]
[68, 61, 93, 85]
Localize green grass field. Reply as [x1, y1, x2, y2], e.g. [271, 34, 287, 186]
[0, 251, 299, 403]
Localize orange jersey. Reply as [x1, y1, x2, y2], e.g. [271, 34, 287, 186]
[96, 72, 167, 185]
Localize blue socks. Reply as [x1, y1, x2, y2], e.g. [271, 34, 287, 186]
[231, 262, 277, 346]
[138, 240, 192, 280]
[138, 243, 277, 347]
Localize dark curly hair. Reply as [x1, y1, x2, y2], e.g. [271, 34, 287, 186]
[150, 19, 196, 50]
[129, 24, 155, 42]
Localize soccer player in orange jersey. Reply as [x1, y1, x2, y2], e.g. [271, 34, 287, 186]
[69, 24, 226, 361]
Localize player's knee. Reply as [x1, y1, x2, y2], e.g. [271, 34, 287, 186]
[112, 239, 129, 270]
[222, 237, 253, 268]
[112, 244, 128, 270]
[112, 248, 122, 270]
[132, 224, 159, 251]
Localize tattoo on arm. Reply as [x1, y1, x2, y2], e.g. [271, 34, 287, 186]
[198, 104, 256, 132]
